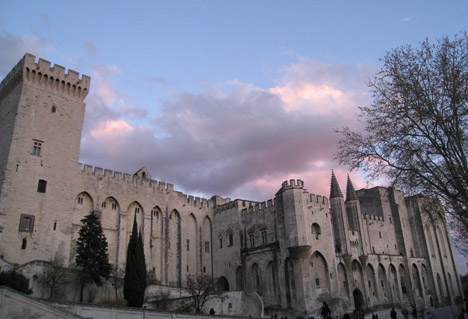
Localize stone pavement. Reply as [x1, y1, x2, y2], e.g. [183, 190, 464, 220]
[360, 305, 463, 319]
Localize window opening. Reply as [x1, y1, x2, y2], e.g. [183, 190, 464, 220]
[102, 202, 106, 208]
[205, 241, 210, 253]
[261, 229, 267, 245]
[249, 233, 255, 248]
[53, 221, 57, 231]
[19, 215, 35, 232]
[228, 232, 234, 246]
[187, 239, 190, 251]
[77, 197, 83, 205]
[37, 179, 47, 193]
[21, 238, 27, 250]
[219, 237, 223, 248]
[32, 140, 42, 156]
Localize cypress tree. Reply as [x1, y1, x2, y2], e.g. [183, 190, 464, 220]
[76, 211, 111, 301]
[124, 214, 147, 307]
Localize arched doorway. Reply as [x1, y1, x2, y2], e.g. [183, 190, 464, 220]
[218, 276, 229, 292]
[353, 289, 364, 311]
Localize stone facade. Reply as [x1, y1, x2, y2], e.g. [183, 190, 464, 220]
[0, 54, 463, 314]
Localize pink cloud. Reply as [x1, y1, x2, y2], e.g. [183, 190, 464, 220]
[80, 59, 375, 201]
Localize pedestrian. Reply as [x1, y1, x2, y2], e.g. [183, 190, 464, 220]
[402, 307, 409, 319]
[412, 308, 417, 319]
[458, 305, 466, 319]
[320, 302, 331, 319]
[425, 311, 434, 319]
[390, 308, 397, 319]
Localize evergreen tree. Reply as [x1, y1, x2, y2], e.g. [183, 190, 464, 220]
[76, 211, 111, 301]
[124, 214, 147, 307]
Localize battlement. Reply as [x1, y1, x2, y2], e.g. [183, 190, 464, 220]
[18, 53, 90, 100]
[281, 179, 305, 190]
[363, 214, 384, 222]
[0, 54, 27, 103]
[307, 193, 329, 207]
[78, 163, 216, 209]
[80, 163, 174, 190]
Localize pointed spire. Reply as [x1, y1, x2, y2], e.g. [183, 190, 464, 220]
[346, 174, 358, 202]
[330, 170, 343, 199]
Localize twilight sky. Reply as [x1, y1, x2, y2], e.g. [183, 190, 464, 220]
[1, 1, 468, 271]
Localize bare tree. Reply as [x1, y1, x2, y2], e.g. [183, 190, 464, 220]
[41, 253, 67, 299]
[110, 264, 124, 301]
[185, 274, 214, 313]
[336, 33, 468, 253]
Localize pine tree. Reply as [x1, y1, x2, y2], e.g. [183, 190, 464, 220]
[124, 214, 147, 307]
[76, 211, 111, 301]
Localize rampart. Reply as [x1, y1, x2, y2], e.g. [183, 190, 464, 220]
[78, 163, 213, 209]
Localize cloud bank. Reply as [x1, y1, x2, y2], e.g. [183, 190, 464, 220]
[79, 60, 373, 201]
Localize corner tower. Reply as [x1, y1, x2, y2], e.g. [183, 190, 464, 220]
[0, 54, 90, 265]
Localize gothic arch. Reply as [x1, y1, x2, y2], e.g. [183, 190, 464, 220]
[251, 263, 262, 295]
[101, 196, 120, 229]
[311, 223, 321, 240]
[412, 264, 423, 297]
[421, 264, 430, 292]
[351, 259, 365, 293]
[436, 273, 446, 299]
[399, 264, 408, 297]
[72, 192, 94, 225]
[218, 276, 230, 292]
[284, 258, 295, 307]
[389, 263, 400, 303]
[101, 196, 120, 265]
[150, 206, 164, 280]
[447, 272, 454, 298]
[127, 201, 144, 234]
[186, 213, 198, 275]
[167, 209, 181, 286]
[202, 216, 212, 275]
[70, 192, 94, 264]
[366, 264, 377, 303]
[377, 264, 390, 303]
[266, 260, 278, 303]
[236, 266, 244, 291]
[337, 262, 349, 300]
[310, 251, 330, 292]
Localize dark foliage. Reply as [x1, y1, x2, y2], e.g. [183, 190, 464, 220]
[124, 214, 147, 307]
[76, 211, 112, 301]
[0, 270, 33, 294]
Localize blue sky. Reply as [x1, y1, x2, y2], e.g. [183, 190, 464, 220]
[1, 1, 468, 273]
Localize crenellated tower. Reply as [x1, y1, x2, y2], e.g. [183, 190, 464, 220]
[330, 171, 350, 255]
[0, 53, 90, 265]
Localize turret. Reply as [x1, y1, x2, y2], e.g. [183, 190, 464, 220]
[345, 175, 360, 231]
[330, 171, 350, 254]
[345, 176, 369, 255]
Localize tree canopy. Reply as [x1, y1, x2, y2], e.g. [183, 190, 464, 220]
[124, 214, 147, 307]
[76, 211, 111, 300]
[336, 33, 468, 253]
